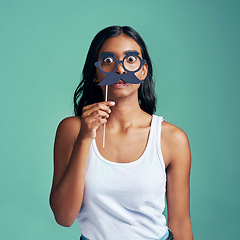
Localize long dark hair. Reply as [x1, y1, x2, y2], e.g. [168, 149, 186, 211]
[73, 26, 156, 116]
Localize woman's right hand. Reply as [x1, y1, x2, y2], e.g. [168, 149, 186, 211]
[78, 101, 115, 140]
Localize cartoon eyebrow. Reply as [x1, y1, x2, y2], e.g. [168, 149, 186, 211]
[99, 52, 115, 58]
[99, 51, 140, 59]
[124, 51, 140, 57]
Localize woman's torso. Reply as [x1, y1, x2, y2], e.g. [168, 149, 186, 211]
[77, 115, 171, 240]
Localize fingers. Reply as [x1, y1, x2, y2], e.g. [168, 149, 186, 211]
[83, 101, 115, 111]
[78, 101, 115, 140]
[87, 116, 108, 131]
[82, 101, 115, 118]
[89, 110, 109, 122]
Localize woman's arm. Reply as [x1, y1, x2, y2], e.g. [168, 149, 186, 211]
[166, 126, 193, 239]
[49, 101, 114, 227]
[49, 116, 91, 227]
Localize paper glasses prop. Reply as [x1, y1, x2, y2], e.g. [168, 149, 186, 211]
[94, 50, 147, 148]
[94, 50, 146, 85]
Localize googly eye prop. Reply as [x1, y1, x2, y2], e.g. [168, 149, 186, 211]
[94, 51, 146, 85]
[94, 50, 147, 148]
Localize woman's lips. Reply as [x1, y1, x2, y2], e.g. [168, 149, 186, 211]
[112, 80, 129, 87]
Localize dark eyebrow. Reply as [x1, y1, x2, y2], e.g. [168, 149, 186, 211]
[124, 50, 140, 56]
[123, 50, 139, 54]
[100, 52, 115, 58]
[101, 50, 139, 56]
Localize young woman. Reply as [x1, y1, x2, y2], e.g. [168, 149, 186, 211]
[50, 26, 193, 240]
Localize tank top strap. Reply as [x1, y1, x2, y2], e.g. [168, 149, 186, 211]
[151, 115, 164, 141]
[150, 115, 166, 172]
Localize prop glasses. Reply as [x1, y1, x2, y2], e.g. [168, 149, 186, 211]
[95, 50, 146, 74]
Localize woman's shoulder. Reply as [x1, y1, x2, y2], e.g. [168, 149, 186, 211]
[55, 116, 82, 142]
[58, 116, 81, 127]
[160, 118, 190, 147]
[159, 118, 191, 166]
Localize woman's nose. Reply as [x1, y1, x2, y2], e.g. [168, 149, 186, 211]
[116, 61, 126, 74]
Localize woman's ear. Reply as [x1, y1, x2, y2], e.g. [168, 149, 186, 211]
[93, 72, 99, 83]
[140, 63, 148, 80]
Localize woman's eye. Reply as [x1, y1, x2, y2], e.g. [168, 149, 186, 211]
[127, 56, 137, 62]
[103, 57, 114, 64]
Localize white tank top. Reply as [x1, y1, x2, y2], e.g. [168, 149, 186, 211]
[77, 115, 168, 240]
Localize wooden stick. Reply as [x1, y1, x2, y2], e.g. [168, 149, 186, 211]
[103, 85, 108, 148]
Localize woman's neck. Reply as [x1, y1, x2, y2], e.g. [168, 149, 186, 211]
[106, 94, 148, 131]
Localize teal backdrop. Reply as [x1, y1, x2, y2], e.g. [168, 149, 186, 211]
[1, 0, 239, 239]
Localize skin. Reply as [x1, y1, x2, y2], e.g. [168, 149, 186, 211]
[49, 34, 193, 239]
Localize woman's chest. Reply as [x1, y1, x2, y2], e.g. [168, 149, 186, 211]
[95, 127, 171, 168]
[85, 149, 166, 203]
[95, 127, 150, 163]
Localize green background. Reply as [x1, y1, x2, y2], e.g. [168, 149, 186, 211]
[1, 0, 239, 239]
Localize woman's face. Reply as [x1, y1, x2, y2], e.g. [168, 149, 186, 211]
[96, 34, 148, 99]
